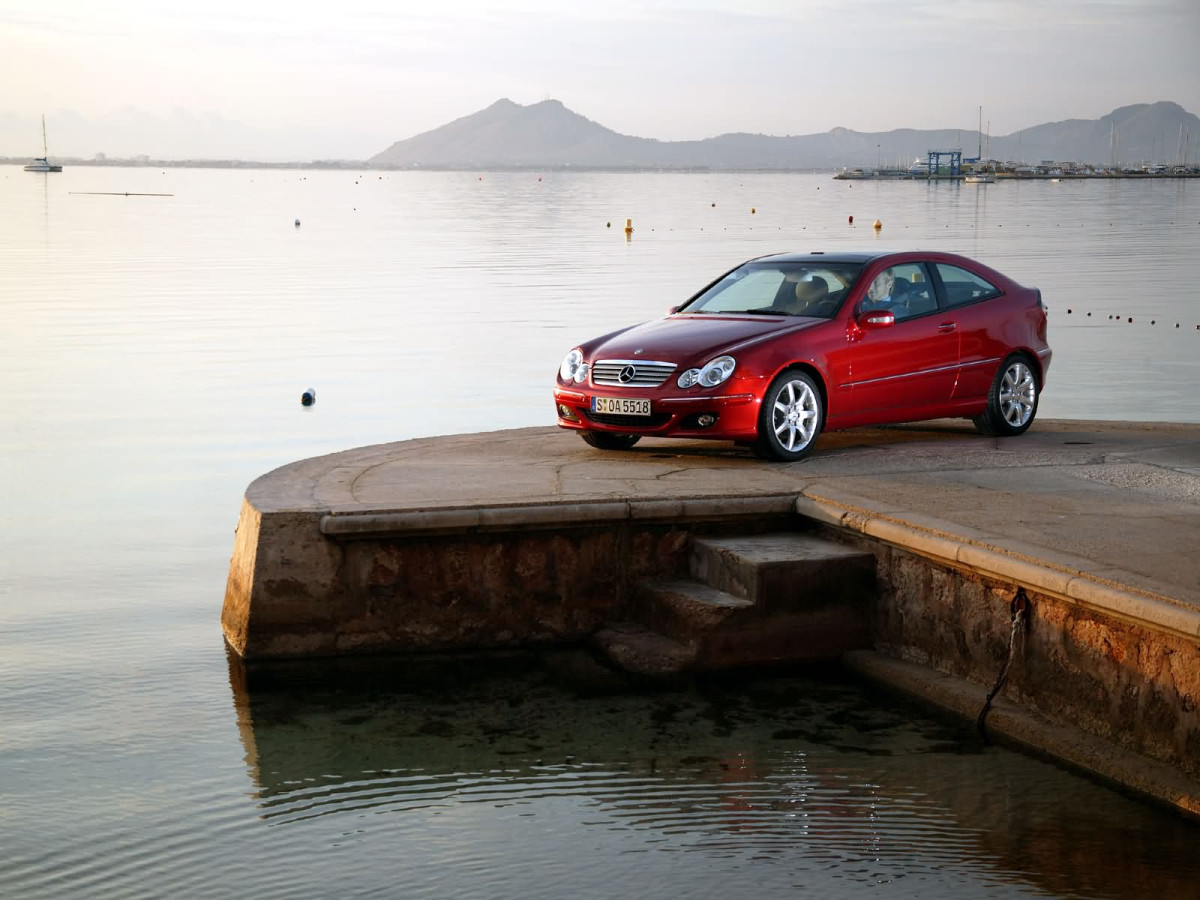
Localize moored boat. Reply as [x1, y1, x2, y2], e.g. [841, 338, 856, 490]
[24, 115, 63, 173]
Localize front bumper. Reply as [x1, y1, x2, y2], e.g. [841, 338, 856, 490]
[553, 382, 761, 440]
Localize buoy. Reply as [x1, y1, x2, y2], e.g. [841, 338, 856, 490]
[1151, 320, 1156, 325]
[624, 218, 633, 235]
[872, 219, 882, 230]
[848, 215, 853, 224]
[1128, 317, 1133, 323]
[711, 202, 715, 207]
[538, 175, 543, 182]
[1087, 312, 1091, 317]
[606, 221, 611, 228]
[301, 388, 317, 406]
[1067, 308, 1072, 314]
[294, 218, 300, 227]
[751, 207, 756, 214]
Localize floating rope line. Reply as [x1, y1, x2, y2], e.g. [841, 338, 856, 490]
[68, 191, 174, 197]
[977, 588, 1029, 743]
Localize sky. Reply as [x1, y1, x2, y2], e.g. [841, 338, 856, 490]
[2, 0, 1198, 161]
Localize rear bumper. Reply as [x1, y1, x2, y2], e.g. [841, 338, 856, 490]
[1036, 346, 1053, 384]
[553, 385, 761, 440]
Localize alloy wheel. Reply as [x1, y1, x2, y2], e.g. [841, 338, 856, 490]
[1000, 361, 1036, 428]
[772, 378, 820, 452]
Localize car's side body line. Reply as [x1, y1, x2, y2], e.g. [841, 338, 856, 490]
[842, 360, 966, 389]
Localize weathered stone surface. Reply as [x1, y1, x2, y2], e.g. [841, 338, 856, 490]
[846, 536, 1200, 783]
[221, 419, 1200, 808]
[690, 533, 877, 612]
[591, 624, 694, 678]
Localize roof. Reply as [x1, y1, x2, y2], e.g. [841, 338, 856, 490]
[753, 251, 891, 265]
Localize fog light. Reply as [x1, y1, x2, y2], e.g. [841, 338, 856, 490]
[558, 404, 578, 421]
[696, 414, 716, 427]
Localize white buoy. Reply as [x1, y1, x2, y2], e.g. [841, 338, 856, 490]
[301, 387, 316, 406]
[294, 218, 301, 227]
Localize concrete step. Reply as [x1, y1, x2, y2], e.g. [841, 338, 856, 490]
[635, 579, 755, 645]
[639, 578, 871, 669]
[689, 532, 876, 613]
[591, 623, 695, 679]
[596, 533, 878, 677]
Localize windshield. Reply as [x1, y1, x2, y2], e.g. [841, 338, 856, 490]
[679, 261, 864, 319]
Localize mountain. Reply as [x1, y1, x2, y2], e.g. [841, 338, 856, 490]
[370, 99, 1200, 170]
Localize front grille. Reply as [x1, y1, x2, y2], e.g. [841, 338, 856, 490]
[592, 359, 676, 387]
[585, 410, 672, 427]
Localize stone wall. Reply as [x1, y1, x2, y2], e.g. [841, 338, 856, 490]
[222, 496, 796, 659]
[835, 534, 1200, 782]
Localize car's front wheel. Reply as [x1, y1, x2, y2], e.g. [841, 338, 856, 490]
[973, 354, 1038, 436]
[752, 370, 824, 461]
[580, 431, 641, 450]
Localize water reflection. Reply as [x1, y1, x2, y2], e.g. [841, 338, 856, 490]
[228, 650, 1199, 899]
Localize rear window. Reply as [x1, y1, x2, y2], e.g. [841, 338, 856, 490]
[682, 262, 864, 319]
[936, 263, 1001, 307]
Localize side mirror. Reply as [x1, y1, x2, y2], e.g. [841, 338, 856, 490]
[667, 305, 681, 315]
[857, 309, 895, 329]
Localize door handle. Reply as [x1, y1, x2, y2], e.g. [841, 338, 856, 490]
[938, 322, 957, 333]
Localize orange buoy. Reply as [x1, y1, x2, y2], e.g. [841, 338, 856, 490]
[848, 215, 853, 224]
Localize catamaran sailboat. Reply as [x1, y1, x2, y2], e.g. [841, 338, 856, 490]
[24, 115, 63, 172]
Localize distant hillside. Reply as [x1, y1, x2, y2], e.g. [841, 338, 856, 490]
[370, 99, 1200, 170]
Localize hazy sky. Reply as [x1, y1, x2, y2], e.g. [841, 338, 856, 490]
[2, 0, 1198, 160]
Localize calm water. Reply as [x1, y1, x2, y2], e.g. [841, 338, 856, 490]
[2, 167, 1199, 897]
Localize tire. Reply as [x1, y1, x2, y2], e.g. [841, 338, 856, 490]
[580, 431, 641, 450]
[751, 370, 824, 461]
[973, 354, 1039, 437]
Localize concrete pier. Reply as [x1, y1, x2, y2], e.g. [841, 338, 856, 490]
[223, 419, 1200, 815]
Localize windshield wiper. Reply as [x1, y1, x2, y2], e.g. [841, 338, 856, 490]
[743, 307, 790, 316]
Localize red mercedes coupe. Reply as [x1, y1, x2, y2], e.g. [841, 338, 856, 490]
[554, 250, 1051, 461]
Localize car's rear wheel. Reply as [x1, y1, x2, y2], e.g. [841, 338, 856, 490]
[752, 370, 824, 461]
[973, 354, 1038, 436]
[580, 431, 641, 450]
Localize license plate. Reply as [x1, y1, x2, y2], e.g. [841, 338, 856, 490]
[592, 396, 650, 416]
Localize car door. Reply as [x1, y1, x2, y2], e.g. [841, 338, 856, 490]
[835, 262, 958, 417]
[932, 262, 1007, 401]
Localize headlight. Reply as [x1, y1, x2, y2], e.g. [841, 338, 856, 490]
[559, 348, 589, 383]
[677, 355, 736, 389]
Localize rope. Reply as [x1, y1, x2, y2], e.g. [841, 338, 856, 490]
[976, 589, 1029, 742]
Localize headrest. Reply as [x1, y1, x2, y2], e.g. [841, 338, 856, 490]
[794, 278, 828, 303]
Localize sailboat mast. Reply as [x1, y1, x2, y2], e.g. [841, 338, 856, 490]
[978, 106, 982, 159]
[42, 114, 48, 157]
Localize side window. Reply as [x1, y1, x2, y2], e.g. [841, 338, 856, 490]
[860, 263, 936, 322]
[935, 264, 1001, 308]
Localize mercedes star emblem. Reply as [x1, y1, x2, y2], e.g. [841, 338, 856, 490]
[618, 365, 637, 383]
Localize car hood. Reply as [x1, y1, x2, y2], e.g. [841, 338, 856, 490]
[586, 314, 821, 364]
